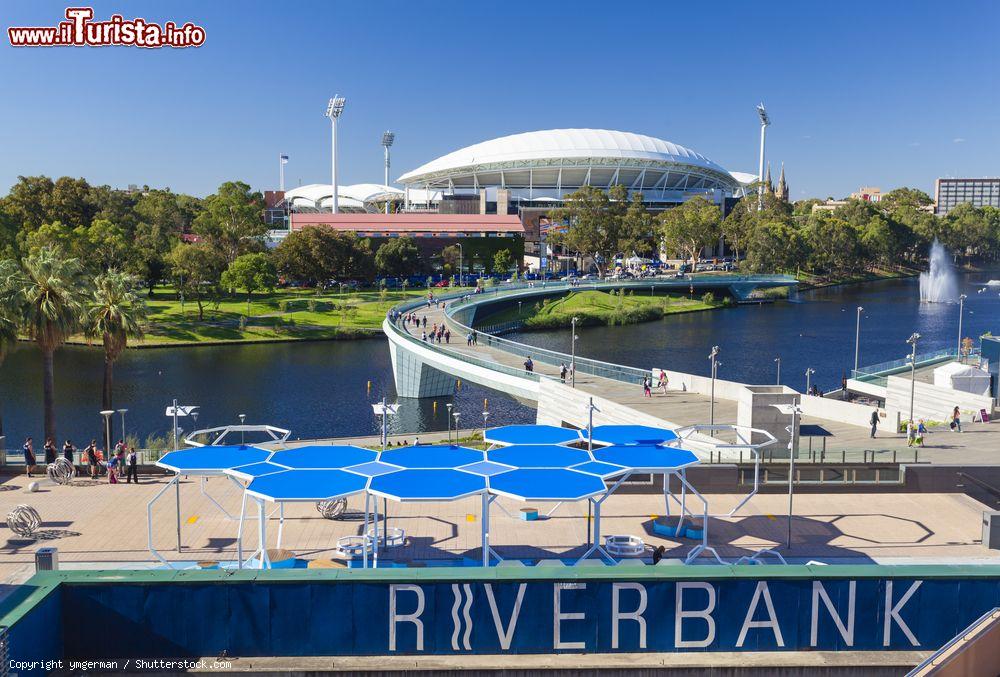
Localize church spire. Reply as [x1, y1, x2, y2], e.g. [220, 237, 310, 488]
[776, 162, 789, 202]
[764, 162, 773, 193]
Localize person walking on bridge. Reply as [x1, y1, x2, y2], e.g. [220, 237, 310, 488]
[869, 409, 879, 438]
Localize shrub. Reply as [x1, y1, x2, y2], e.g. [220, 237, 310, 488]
[701, 292, 715, 305]
[307, 299, 318, 313]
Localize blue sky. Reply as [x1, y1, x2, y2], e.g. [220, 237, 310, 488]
[1, 0, 997, 200]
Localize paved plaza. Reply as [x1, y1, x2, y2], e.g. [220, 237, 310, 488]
[1, 469, 997, 584]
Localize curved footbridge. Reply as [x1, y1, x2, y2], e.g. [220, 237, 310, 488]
[384, 276, 821, 457]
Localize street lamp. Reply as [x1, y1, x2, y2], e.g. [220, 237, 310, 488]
[452, 411, 461, 439]
[99, 410, 114, 454]
[571, 317, 579, 387]
[446, 403, 453, 443]
[906, 332, 921, 424]
[957, 294, 968, 359]
[805, 367, 815, 395]
[238, 413, 246, 445]
[482, 410, 489, 440]
[771, 403, 801, 550]
[381, 131, 395, 215]
[517, 301, 522, 317]
[372, 397, 400, 451]
[708, 346, 720, 430]
[774, 356, 781, 385]
[325, 95, 346, 214]
[116, 408, 128, 444]
[756, 103, 770, 210]
[854, 306, 864, 374]
[456, 242, 463, 288]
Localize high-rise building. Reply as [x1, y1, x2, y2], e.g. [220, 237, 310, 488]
[935, 177, 1000, 215]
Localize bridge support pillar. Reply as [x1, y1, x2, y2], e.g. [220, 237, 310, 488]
[388, 339, 456, 398]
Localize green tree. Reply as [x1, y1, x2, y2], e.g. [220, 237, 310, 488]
[273, 228, 373, 285]
[130, 221, 175, 295]
[8, 247, 90, 442]
[169, 242, 225, 321]
[0, 260, 21, 436]
[221, 252, 278, 316]
[192, 181, 266, 264]
[803, 212, 862, 277]
[547, 185, 628, 276]
[374, 237, 422, 277]
[493, 248, 513, 274]
[619, 191, 655, 256]
[658, 196, 721, 266]
[744, 220, 807, 273]
[440, 244, 462, 274]
[85, 270, 147, 414]
[23, 221, 88, 259]
[85, 219, 132, 271]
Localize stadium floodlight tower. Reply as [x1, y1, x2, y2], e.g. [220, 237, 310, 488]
[382, 131, 395, 214]
[756, 103, 770, 209]
[325, 96, 346, 214]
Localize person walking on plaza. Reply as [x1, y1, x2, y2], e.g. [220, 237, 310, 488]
[22, 437, 35, 478]
[107, 452, 119, 484]
[523, 356, 534, 372]
[85, 440, 99, 479]
[43, 437, 56, 465]
[560, 363, 568, 382]
[905, 420, 915, 447]
[916, 419, 928, 447]
[951, 406, 963, 432]
[658, 370, 669, 395]
[642, 375, 652, 398]
[62, 439, 76, 475]
[126, 447, 138, 484]
[869, 409, 879, 438]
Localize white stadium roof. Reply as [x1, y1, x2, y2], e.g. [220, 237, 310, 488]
[396, 128, 741, 199]
[285, 183, 405, 212]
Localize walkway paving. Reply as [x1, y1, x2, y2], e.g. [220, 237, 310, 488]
[399, 301, 1000, 465]
[0, 472, 995, 583]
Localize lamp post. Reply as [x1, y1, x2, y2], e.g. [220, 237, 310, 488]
[325, 96, 346, 214]
[238, 414, 246, 445]
[756, 103, 770, 210]
[446, 403, 453, 443]
[482, 410, 489, 440]
[805, 368, 815, 395]
[456, 243, 463, 288]
[372, 397, 399, 451]
[906, 332, 921, 424]
[771, 403, 802, 549]
[452, 412, 461, 440]
[708, 346, 720, 430]
[381, 131, 394, 215]
[99, 410, 114, 454]
[957, 294, 968, 359]
[774, 356, 781, 385]
[570, 317, 579, 388]
[854, 306, 864, 374]
[517, 301, 522, 317]
[117, 408, 128, 444]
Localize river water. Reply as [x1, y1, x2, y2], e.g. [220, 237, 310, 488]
[1, 273, 996, 446]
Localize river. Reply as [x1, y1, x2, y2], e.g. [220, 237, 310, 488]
[0, 273, 996, 446]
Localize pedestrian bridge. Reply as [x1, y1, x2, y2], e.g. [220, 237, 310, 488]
[383, 275, 798, 403]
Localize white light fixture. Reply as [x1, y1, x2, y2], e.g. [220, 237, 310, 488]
[325, 95, 346, 214]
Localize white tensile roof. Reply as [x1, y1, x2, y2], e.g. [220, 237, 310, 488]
[284, 183, 404, 211]
[397, 128, 733, 185]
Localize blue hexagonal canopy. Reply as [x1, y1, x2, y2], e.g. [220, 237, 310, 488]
[246, 469, 368, 502]
[225, 461, 290, 481]
[157, 445, 270, 475]
[570, 461, 629, 478]
[593, 445, 699, 472]
[484, 425, 583, 447]
[588, 424, 678, 446]
[488, 468, 607, 501]
[487, 444, 590, 469]
[458, 460, 516, 477]
[378, 444, 483, 469]
[267, 445, 377, 469]
[369, 469, 487, 501]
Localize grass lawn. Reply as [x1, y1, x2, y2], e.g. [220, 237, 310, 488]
[794, 266, 920, 289]
[67, 285, 468, 347]
[480, 289, 725, 330]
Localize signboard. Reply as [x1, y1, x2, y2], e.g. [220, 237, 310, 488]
[55, 573, 1000, 658]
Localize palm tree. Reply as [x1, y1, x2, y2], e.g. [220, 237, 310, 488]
[13, 248, 89, 442]
[86, 270, 147, 413]
[0, 260, 21, 438]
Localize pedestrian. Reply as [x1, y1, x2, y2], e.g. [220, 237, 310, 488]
[62, 439, 76, 475]
[43, 437, 56, 465]
[951, 406, 963, 433]
[107, 451, 119, 484]
[445, 329, 450, 344]
[906, 420, 915, 447]
[523, 356, 534, 372]
[916, 419, 928, 447]
[472, 330, 478, 346]
[22, 437, 35, 478]
[85, 440, 99, 479]
[560, 363, 568, 382]
[869, 409, 879, 438]
[568, 363, 575, 382]
[126, 447, 138, 484]
[421, 330, 427, 341]
[658, 369, 669, 395]
[422, 316, 427, 328]
[466, 332, 472, 346]
[642, 376, 652, 398]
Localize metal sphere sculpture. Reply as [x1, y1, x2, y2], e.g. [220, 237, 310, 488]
[47, 457, 74, 485]
[7, 505, 41, 537]
[316, 498, 347, 520]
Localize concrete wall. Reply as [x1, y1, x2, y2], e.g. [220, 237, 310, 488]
[536, 379, 677, 429]
[736, 386, 800, 456]
[885, 375, 994, 424]
[799, 393, 882, 429]
[650, 367, 746, 402]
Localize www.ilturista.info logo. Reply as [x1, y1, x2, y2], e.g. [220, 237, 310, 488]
[8, 7, 206, 48]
